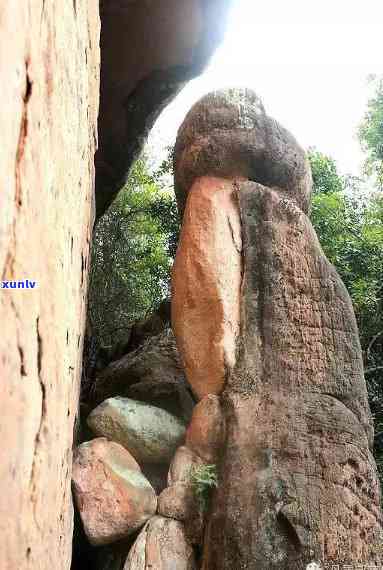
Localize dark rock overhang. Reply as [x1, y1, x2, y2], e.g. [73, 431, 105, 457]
[95, 0, 233, 219]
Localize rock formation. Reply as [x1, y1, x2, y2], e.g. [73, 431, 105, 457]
[96, 0, 233, 218]
[0, 2, 232, 568]
[124, 516, 197, 570]
[72, 438, 157, 545]
[87, 397, 186, 465]
[2, 0, 382, 566]
[70, 83, 383, 569]
[92, 328, 195, 422]
[0, 3, 99, 569]
[171, 89, 383, 568]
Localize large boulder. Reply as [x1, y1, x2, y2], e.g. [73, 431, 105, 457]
[123, 516, 196, 570]
[87, 397, 186, 464]
[203, 184, 383, 569]
[185, 394, 225, 463]
[93, 329, 194, 422]
[174, 88, 312, 217]
[72, 438, 156, 546]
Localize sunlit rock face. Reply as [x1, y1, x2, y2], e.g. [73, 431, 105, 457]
[0, 3, 99, 569]
[172, 176, 242, 400]
[171, 88, 383, 568]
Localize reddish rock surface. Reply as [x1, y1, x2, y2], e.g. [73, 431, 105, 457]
[203, 184, 383, 569]
[158, 483, 196, 522]
[124, 516, 196, 570]
[72, 438, 156, 546]
[0, 2, 99, 568]
[172, 176, 242, 400]
[168, 445, 204, 487]
[185, 394, 225, 463]
[171, 89, 383, 568]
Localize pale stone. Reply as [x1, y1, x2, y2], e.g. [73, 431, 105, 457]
[87, 397, 186, 464]
[72, 438, 156, 546]
[123, 516, 196, 570]
[0, 2, 99, 568]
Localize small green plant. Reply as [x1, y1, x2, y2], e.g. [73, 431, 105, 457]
[190, 464, 218, 513]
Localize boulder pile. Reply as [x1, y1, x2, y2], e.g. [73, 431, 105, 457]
[73, 328, 220, 568]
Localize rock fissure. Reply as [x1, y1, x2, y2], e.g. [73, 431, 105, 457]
[29, 317, 47, 503]
[15, 60, 32, 208]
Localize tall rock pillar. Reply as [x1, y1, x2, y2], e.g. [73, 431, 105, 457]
[172, 89, 383, 569]
[0, 3, 99, 569]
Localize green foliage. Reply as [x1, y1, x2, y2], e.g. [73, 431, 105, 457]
[308, 148, 344, 194]
[89, 152, 179, 347]
[189, 464, 218, 513]
[308, 150, 383, 478]
[358, 76, 383, 188]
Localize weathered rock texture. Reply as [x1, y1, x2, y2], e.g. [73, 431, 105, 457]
[172, 177, 242, 400]
[72, 438, 156, 545]
[174, 89, 312, 217]
[0, 2, 232, 568]
[171, 89, 383, 569]
[123, 516, 196, 570]
[93, 329, 194, 422]
[88, 397, 186, 464]
[185, 394, 225, 462]
[204, 184, 382, 569]
[0, 3, 99, 569]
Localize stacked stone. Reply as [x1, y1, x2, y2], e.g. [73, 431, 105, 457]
[72, 330, 226, 569]
[73, 88, 383, 569]
[73, 396, 185, 543]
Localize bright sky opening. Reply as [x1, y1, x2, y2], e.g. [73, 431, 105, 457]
[147, 0, 383, 177]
